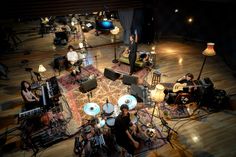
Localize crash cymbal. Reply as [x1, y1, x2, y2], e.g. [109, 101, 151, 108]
[83, 102, 100, 116]
[118, 94, 137, 110]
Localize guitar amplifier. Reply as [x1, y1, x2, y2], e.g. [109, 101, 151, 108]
[199, 77, 214, 89]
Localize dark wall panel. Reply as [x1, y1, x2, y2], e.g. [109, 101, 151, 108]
[1, 0, 144, 18]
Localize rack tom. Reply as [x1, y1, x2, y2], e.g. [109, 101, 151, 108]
[102, 103, 114, 116]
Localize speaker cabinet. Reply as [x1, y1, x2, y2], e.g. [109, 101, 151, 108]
[79, 78, 97, 93]
[122, 75, 138, 85]
[130, 84, 145, 102]
[104, 68, 120, 81]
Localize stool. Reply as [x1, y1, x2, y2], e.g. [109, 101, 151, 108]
[151, 70, 161, 87]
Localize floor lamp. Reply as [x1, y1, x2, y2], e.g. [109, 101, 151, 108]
[110, 26, 120, 63]
[197, 43, 216, 80]
[150, 84, 165, 125]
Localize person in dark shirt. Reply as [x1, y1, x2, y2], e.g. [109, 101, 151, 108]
[128, 31, 138, 75]
[114, 104, 139, 156]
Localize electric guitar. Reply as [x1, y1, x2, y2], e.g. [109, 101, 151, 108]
[122, 48, 129, 58]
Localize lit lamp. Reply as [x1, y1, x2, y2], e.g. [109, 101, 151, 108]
[150, 84, 165, 124]
[38, 64, 46, 73]
[150, 46, 157, 68]
[151, 46, 155, 54]
[79, 42, 84, 49]
[110, 26, 120, 63]
[197, 42, 216, 80]
[38, 64, 46, 79]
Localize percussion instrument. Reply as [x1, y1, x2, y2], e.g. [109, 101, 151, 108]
[84, 125, 92, 134]
[83, 103, 100, 116]
[105, 117, 116, 128]
[145, 128, 156, 139]
[118, 94, 137, 110]
[102, 103, 114, 116]
[96, 118, 106, 128]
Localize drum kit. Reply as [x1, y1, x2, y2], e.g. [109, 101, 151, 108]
[75, 95, 139, 156]
[82, 94, 138, 130]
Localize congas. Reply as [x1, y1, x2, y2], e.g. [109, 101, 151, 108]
[102, 103, 114, 116]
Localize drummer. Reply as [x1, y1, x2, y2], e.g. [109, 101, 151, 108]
[114, 104, 139, 156]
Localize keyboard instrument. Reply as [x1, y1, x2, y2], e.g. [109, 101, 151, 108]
[19, 107, 42, 119]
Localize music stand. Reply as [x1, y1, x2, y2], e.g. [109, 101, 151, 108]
[33, 72, 42, 82]
[25, 68, 35, 83]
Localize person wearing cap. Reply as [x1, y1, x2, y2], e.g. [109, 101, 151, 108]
[114, 104, 139, 156]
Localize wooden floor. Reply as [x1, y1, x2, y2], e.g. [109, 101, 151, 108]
[1, 21, 236, 157]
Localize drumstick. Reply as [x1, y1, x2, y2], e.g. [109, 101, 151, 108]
[106, 98, 109, 108]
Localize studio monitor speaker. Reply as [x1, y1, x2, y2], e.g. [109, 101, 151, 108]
[104, 68, 120, 81]
[122, 75, 138, 85]
[80, 78, 97, 93]
[130, 84, 145, 102]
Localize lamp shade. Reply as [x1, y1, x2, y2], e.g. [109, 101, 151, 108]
[110, 26, 120, 35]
[150, 84, 165, 103]
[79, 42, 84, 49]
[38, 64, 46, 73]
[202, 43, 216, 56]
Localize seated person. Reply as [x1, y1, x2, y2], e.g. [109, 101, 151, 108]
[138, 51, 151, 66]
[165, 73, 196, 104]
[66, 45, 82, 76]
[21, 81, 40, 110]
[114, 104, 139, 156]
[61, 22, 71, 34]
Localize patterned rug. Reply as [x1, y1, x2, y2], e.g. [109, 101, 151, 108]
[57, 65, 103, 92]
[134, 108, 167, 155]
[159, 103, 190, 119]
[57, 65, 166, 152]
[111, 63, 149, 84]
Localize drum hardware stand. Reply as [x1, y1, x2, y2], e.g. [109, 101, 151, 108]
[156, 127, 175, 148]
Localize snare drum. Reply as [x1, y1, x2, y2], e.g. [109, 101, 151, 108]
[105, 117, 116, 128]
[102, 103, 114, 116]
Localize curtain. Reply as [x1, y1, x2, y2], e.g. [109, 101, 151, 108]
[131, 9, 144, 43]
[118, 9, 134, 44]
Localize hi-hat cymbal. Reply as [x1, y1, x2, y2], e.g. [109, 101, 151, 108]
[83, 103, 100, 116]
[118, 94, 137, 110]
